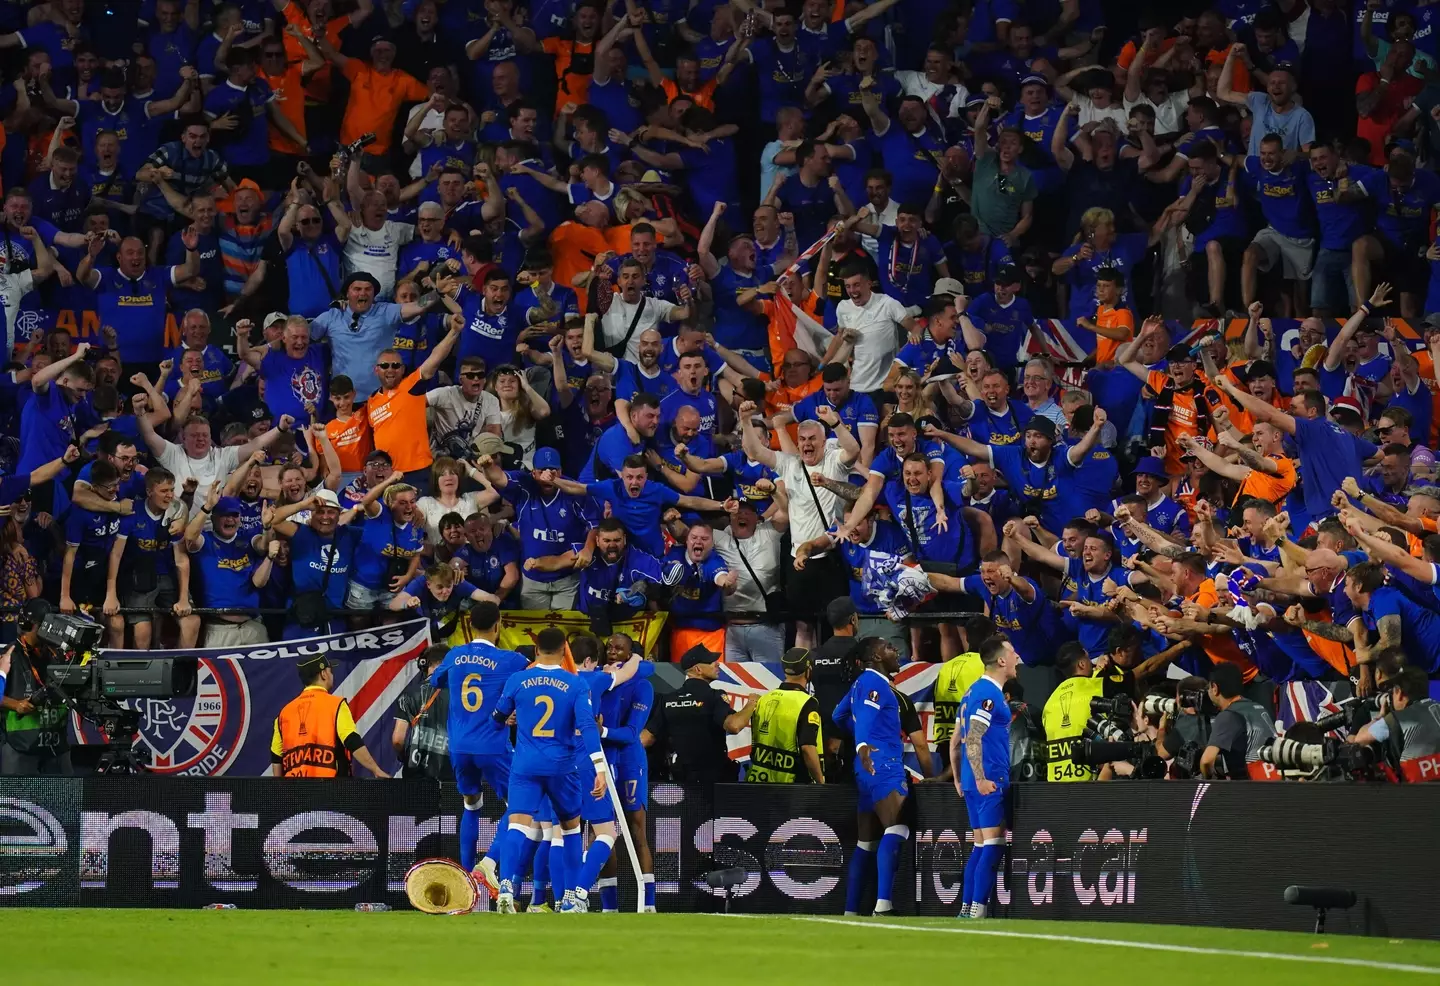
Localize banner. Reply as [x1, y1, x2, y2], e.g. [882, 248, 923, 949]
[495, 610, 670, 657]
[73, 621, 431, 777]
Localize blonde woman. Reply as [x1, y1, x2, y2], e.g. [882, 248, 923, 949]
[417, 456, 500, 543]
[490, 364, 550, 467]
[880, 368, 927, 430]
[1052, 206, 1162, 319]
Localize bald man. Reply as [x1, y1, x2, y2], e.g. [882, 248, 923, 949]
[77, 228, 202, 378]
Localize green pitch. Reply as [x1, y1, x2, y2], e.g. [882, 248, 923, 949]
[9, 909, 1440, 985]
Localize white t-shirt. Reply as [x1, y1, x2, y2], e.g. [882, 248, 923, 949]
[1123, 90, 1190, 137]
[836, 291, 909, 392]
[1071, 93, 1129, 130]
[894, 71, 967, 120]
[155, 442, 242, 501]
[500, 407, 538, 468]
[600, 295, 677, 365]
[342, 220, 416, 298]
[860, 198, 899, 261]
[406, 103, 446, 178]
[776, 445, 851, 557]
[416, 491, 488, 543]
[0, 267, 35, 355]
[426, 385, 503, 455]
[713, 522, 785, 614]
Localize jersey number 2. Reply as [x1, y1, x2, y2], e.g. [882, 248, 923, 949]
[533, 695, 556, 736]
[461, 674, 484, 713]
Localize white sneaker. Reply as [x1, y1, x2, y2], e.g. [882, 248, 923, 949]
[642, 905, 657, 914]
[497, 880, 517, 914]
[970, 904, 987, 919]
[561, 891, 589, 914]
[472, 858, 500, 900]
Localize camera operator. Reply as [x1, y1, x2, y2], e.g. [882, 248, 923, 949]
[0, 600, 72, 776]
[392, 644, 452, 780]
[1350, 662, 1440, 782]
[1042, 642, 1130, 782]
[1200, 663, 1278, 780]
[1153, 675, 1209, 777]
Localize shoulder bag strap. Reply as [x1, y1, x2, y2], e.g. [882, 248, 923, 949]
[306, 239, 340, 301]
[730, 533, 770, 615]
[901, 487, 923, 556]
[798, 458, 831, 524]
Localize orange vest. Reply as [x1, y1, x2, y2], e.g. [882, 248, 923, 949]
[276, 689, 349, 778]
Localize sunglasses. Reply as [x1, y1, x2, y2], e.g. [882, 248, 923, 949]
[459, 371, 485, 379]
[376, 361, 404, 370]
[298, 217, 322, 226]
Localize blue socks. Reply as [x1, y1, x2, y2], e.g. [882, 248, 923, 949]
[875, 825, 909, 912]
[972, 840, 1005, 912]
[531, 832, 551, 906]
[459, 808, 481, 872]
[845, 841, 876, 915]
[579, 834, 615, 897]
[599, 876, 619, 912]
[562, 826, 584, 894]
[549, 837, 566, 903]
[502, 824, 542, 887]
[643, 873, 656, 909]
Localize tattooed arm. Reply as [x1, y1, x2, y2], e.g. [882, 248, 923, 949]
[812, 475, 865, 504]
[965, 717, 995, 793]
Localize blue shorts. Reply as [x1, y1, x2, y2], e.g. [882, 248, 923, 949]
[509, 771, 584, 821]
[453, 751, 511, 800]
[579, 759, 614, 823]
[963, 785, 1008, 830]
[608, 750, 648, 812]
[856, 760, 908, 813]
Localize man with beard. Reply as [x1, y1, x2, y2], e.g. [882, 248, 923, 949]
[483, 447, 598, 611]
[426, 356, 504, 459]
[135, 115, 235, 258]
[558, 454, 731, 557]
[580, 392, 661, 482]
[574, 518, 683, 624]
[310, 272, 441, 398]
[583, 326, 674, 417]
[184, 486, 279, 646]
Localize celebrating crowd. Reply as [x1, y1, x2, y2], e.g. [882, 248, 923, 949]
[0, 0, 1436, 769]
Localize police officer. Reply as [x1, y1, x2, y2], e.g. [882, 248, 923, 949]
[1201, 663, 1278, 780]
[1352, 664, 1440, 781]
[1041, 641, 1128, 782]
[271, 655, 390, 778]
[730, 647, 825, 784]
[642, 644, 737, 785]
[812, 597, 863, 779]
[0, 600, 72, 776]
[932, 616, 991, 777]
[392, 644, 452, 780]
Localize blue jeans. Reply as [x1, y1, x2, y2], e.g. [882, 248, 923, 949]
[1310, 247, 1354, 311]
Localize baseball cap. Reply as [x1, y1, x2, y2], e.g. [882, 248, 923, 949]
[994, 264, 1022, 286]
[1135, 455, 1168, 478]
[781, 647, 812, 675]
[932, 277, 966, 298]
[1020, 74, 1049, 89]
[1244, 359, 1277, 382]
[1165, 344, 1197, 363]
[680, 643, 718, 671]
[473, 432, 507, 458]
[297, 654, 332, 681]
[1330, 395, 1364, 422]
[1026, 416, 1057, 442]
[243, 402, 273, 425]
[370, 30, 396, 48]
[264, 311, 289, 328]
[532, 447, 562, 471]
[314, 489, 342, 509]
[213, 496, 243, 517]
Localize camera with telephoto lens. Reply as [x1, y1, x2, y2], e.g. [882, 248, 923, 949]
[1142, 695, 1178, 720]
[1258, 736, 1382, 781]
[1076, 695, 1166, 778]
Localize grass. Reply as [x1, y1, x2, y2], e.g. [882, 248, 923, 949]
[8, 910, 1440, 985]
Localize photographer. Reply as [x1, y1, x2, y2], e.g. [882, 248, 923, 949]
[1200, 664, 1279, 781]
[0, 600, 71, 776]
[392, 644, 452, 780]
[1153, 676, 1210, 778]
[1042, 642, 1130, 782]
[1350, 663, 1440, 782]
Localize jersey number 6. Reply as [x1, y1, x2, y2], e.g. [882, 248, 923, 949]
[462, 674, 484, 713]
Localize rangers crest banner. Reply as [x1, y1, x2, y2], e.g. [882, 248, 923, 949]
[71, 621, 431, 777]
